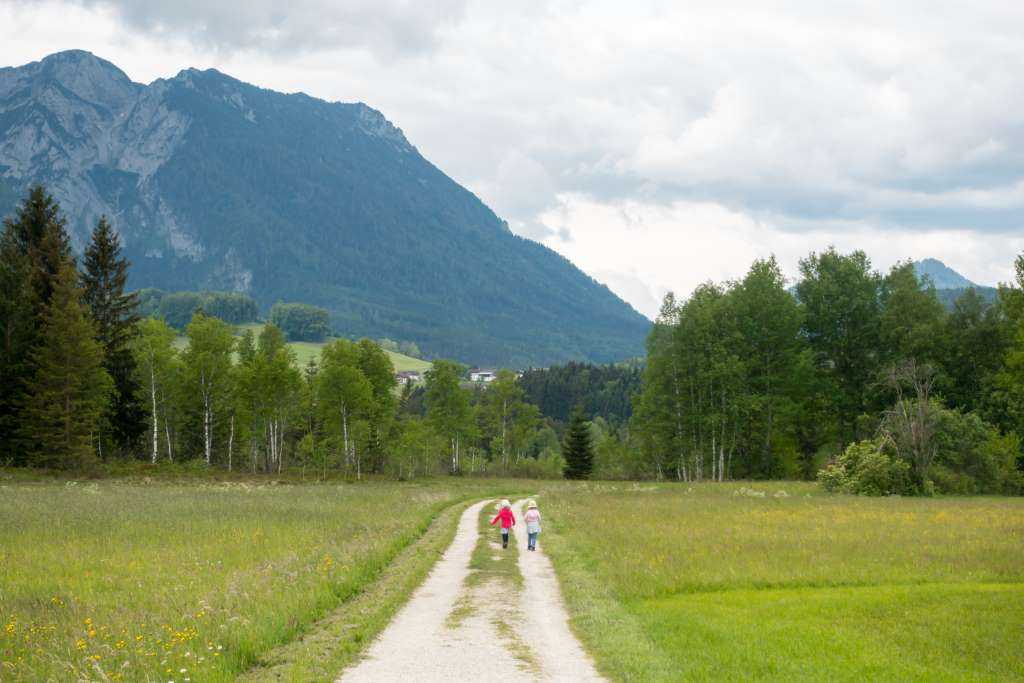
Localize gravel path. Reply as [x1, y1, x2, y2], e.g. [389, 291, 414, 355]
[339, 499, 604, 682]
[512, 499, 604, 682]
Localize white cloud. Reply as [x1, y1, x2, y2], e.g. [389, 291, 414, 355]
[539, 194, 1020, 318]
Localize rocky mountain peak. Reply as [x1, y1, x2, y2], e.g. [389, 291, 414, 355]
[34, 49, 139, 108]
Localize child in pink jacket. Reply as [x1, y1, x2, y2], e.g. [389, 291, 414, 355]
[524, 499, 542, 551]
[490, 499, 516, 549]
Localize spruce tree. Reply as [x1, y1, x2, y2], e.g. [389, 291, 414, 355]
[81, 216, 145, 456]
[5, 186, 73, 308]
[0, 226, 35, 461]
[0, 186, 74, 459]
[21, 263, 113, 469]
[563, 405, 594, 480]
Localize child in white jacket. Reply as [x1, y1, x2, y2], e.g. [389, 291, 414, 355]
[524, 499, 542, 551]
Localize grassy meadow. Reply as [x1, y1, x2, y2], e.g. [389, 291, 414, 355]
[171, 323, 433, 372]
[540, 482, 1024, 681]
[0, 477, 511, 681]
[4, 476, 1022, 681]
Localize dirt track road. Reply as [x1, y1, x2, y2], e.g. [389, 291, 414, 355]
[339, 499, 604, 682]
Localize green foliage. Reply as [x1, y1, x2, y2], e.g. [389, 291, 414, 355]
[317, 339, 375, 478]
[821, 400, 1022, 496]
[477, 369, 540, 474]
[270, 302, 331, 342]
[931, 408, 1024, 495]
[879, 260, 946, 366]
[518, 361, 641, 425]
[818, 440, 911, 496]
[634, 258, 806, 481]
[81, 216, 146, 455]
[234, 323, 302, 473]
[940, 288, 1011, 413]
[130, 317, 179, 463]
[20, 263, 113, 469]
[797, 248, 882, 441]
[0, 186, 75, 459]
[425, 360, 473, 473]
[389, 417, 446, 479]
[563, 406, 594, 479]
[181, 312, 236, 463]
[156, 290, 260, 329]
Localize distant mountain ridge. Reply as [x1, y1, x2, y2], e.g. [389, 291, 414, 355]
[0, 50, 650, 367]
[913, 258, 979, 289]
[911, 259, 997, 308]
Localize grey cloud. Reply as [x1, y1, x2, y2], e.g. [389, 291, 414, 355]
[73, 0, 469, 59]
[29, 1, 1024, 239]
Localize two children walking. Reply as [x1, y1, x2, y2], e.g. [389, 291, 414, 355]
[490, 499, 542, 551]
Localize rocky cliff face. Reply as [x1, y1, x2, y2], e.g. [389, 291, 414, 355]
[0, 50, 649, 367]
[0, 51, 191, 256]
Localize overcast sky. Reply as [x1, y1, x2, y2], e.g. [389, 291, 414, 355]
[4, 0, 1023, 317]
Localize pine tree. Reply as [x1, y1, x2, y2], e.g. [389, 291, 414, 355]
[563, 405, 594, 480]
[81, 216, 145, 456]
[20, 263, 113, 469]
[0, 185, 74, 459]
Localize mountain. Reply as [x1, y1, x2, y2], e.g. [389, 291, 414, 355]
[912, 258, 977, 289]
[0, 50, 650, 367]
[912, 259, 997, 308]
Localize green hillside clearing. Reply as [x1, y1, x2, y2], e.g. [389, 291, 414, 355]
[172, 323, 432, 372]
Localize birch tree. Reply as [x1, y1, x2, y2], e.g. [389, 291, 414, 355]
[356, 339, 397, 473]
[182, 313, 234, 464]
[131, 318, 178, 463]
[318, 339, 372, 478]
[425, 360, 472, 474]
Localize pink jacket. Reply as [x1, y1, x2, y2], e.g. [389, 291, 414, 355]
[490, 507, 516, 529]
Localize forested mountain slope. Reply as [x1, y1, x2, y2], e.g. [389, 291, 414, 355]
[0, 50, 649, 367]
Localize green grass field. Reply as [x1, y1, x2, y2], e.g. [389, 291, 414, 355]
[171, 323, 432, 372]
[0, 477, 512, 681]
[4, 477, 1022, 681]
[539, 482, 1024, 681]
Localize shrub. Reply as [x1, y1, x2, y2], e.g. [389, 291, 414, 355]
[818, 440, 911, 496]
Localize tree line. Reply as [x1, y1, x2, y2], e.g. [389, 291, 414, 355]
[626, 252, 1024, 494]
[138, 289, 261, 329]
[0, 187, 569, 476]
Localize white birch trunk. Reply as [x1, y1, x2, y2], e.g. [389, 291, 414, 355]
[150, 363, 159, 464]
[340, 405, 350, 471]
[227, 414, 235, 472]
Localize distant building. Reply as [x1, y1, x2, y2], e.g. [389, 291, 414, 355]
[395, 371, 422, 385]
[469, 369, 498, 383]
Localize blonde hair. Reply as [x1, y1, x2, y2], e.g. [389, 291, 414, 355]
[500, 499, 511, 509]
[527, 499, 538, 509]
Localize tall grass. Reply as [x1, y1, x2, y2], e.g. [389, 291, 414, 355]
[0, 479, 495, 681]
